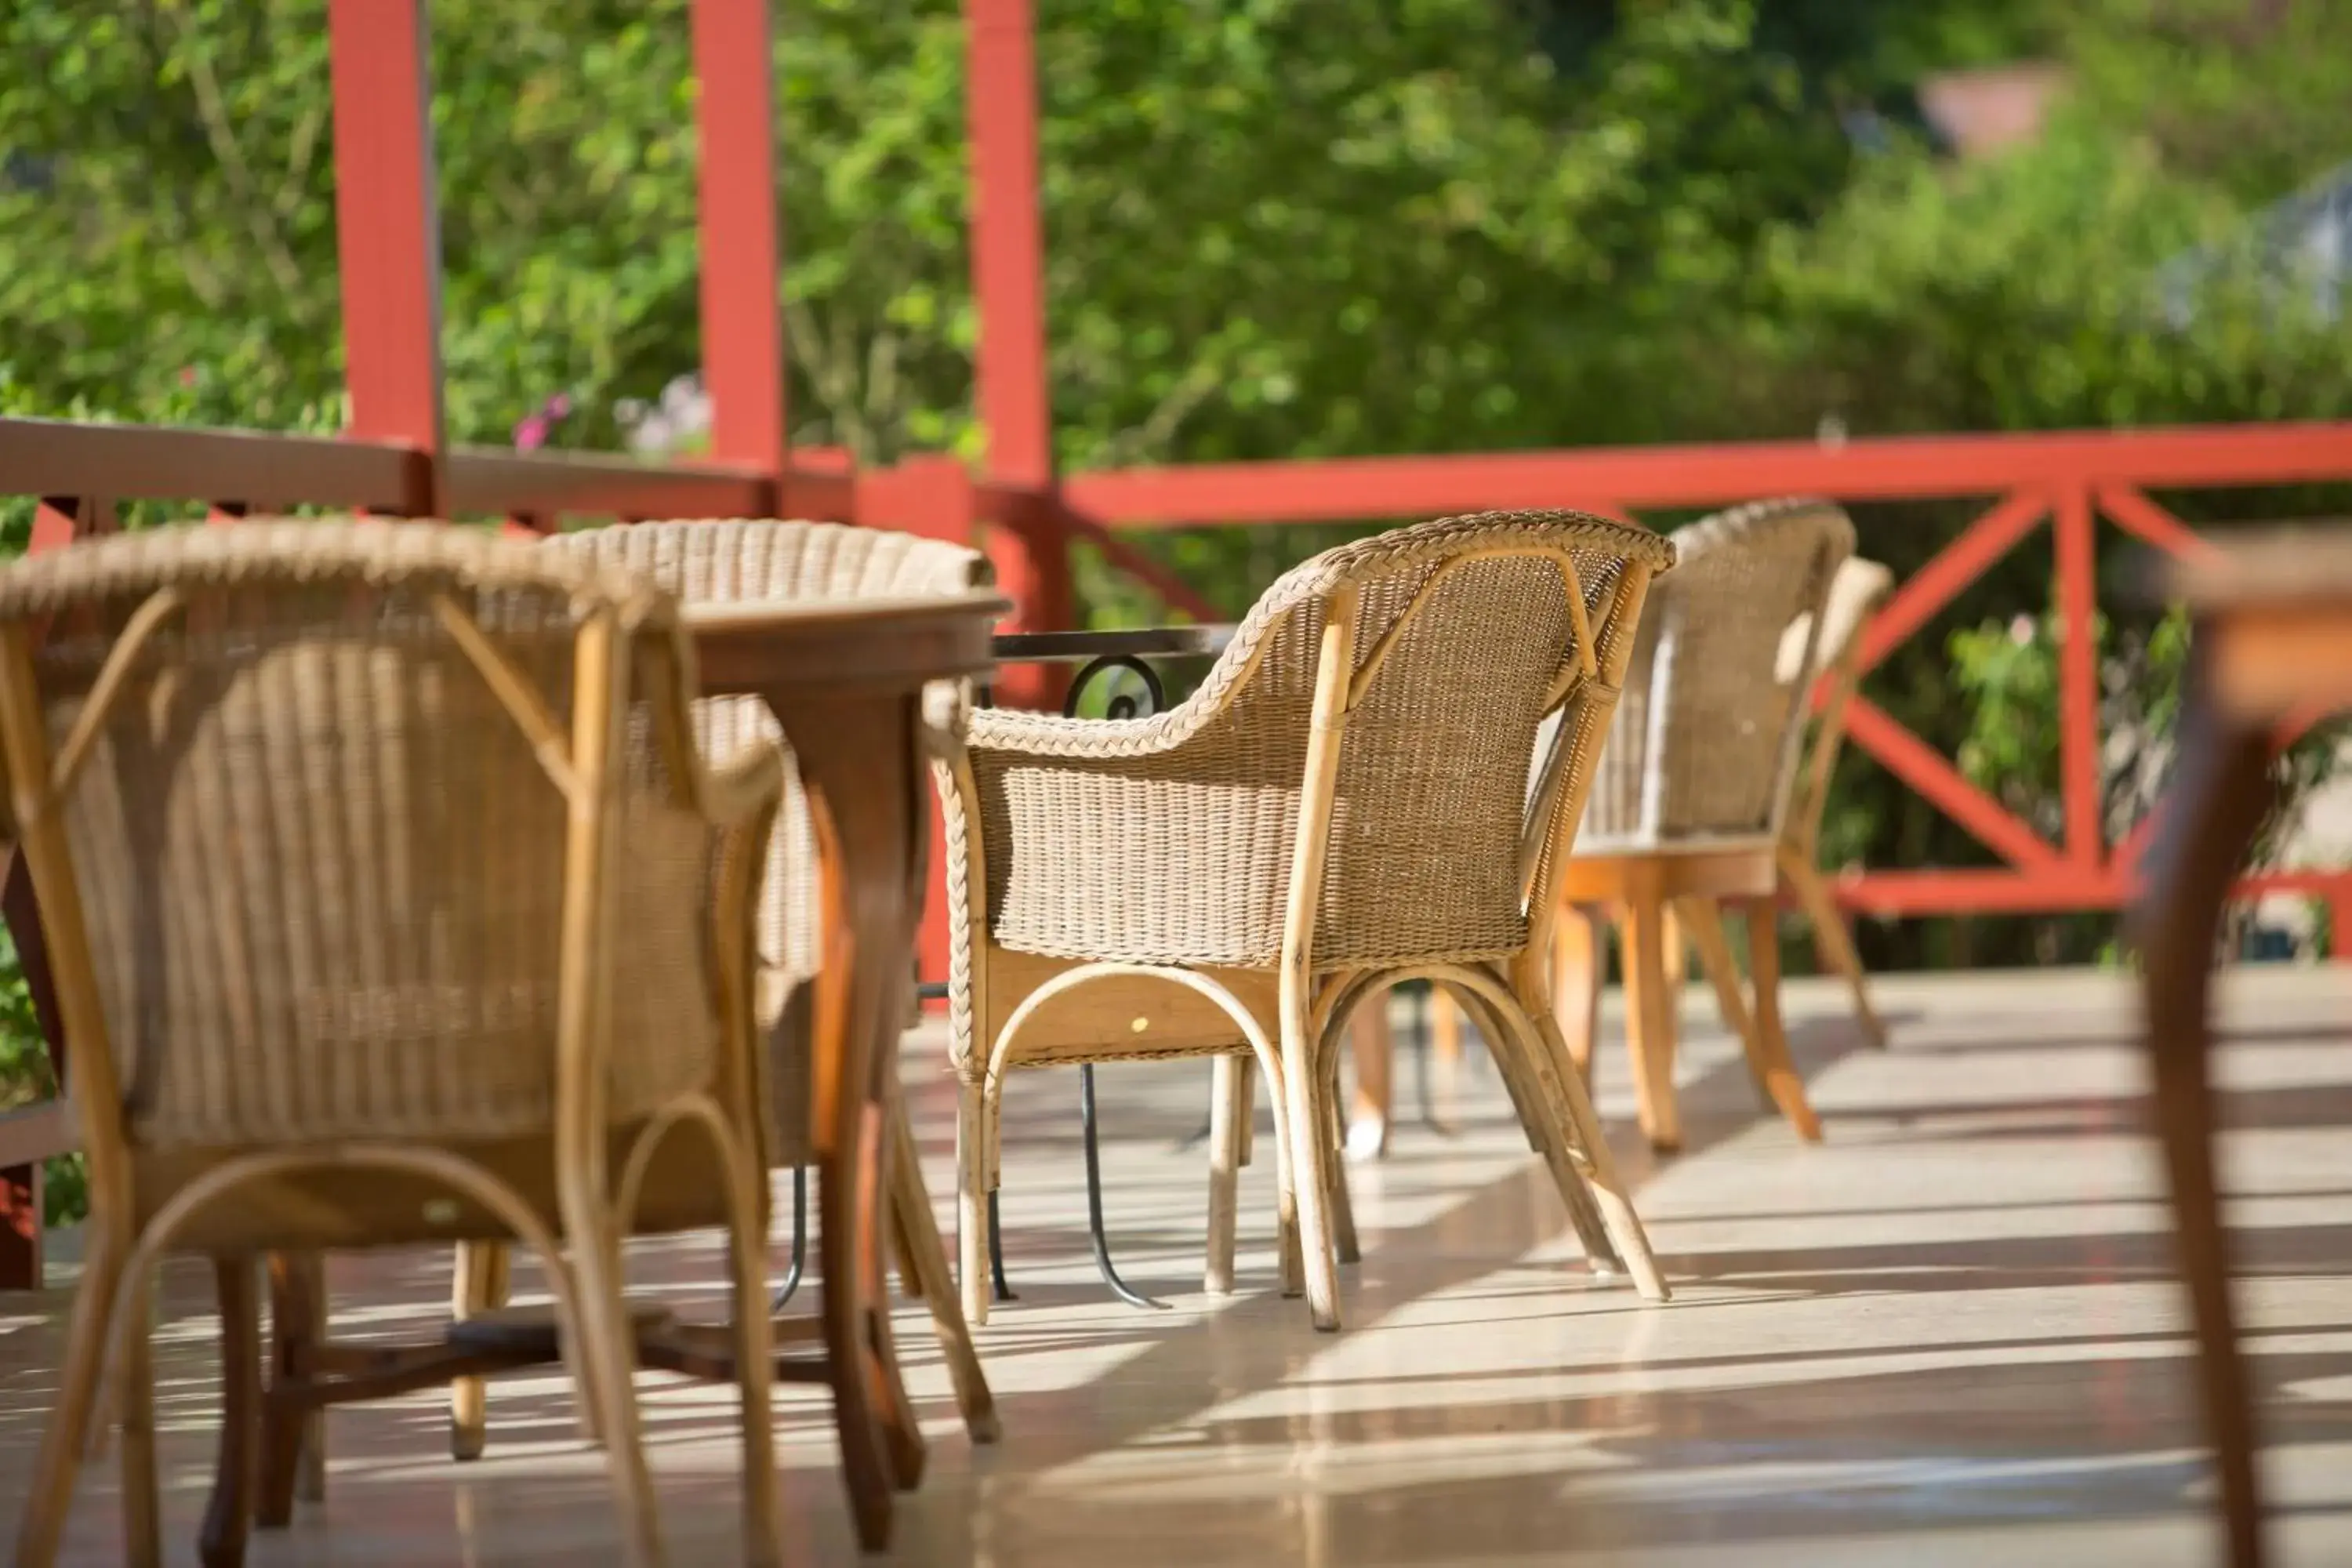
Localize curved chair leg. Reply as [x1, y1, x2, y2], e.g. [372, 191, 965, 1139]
[564, 1227, 666, 1568]
[1259, 1049, 1305, 1301]
[1206, 1053, 1250, 1294]
[720, 1137, 783, 1568]
[1526, 1003, 1670, 1302]
[14, 1231, 123, 1568]
[1323, 1053, 1362, 1266]
[888, 1104, 1000, 1443]
[450, 1240, 510, 1460]
[201, 1256, 262, 1568]
[956, 1080, 993, 1327]
[1675, 897, 1767, 1106]
[1741, 899, 1822, 1142]
[1780, 846, 1887, 1048]
[1279, 991, 1344, 1331]
[1447, 982, 1618, 1276]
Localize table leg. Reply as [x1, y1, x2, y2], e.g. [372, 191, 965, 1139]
[2134, 668, 2275, 1568]
[777, 690, 924, 1552]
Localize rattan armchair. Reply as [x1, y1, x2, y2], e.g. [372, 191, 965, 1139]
[1552, 498, 1855, 1152]
[940, 510, 1679, 1331]
[4, 523, 785, 1568]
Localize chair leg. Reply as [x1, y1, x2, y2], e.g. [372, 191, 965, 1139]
[14, 1231, 122, 1568]
[566, 1229, 666, 1568]
[1452, 982, 1618, 1276]
[1322, 1055, 1362, 1266]
[1781, 847, 1887, 1048]
[1425, 988, 1463, 1134]
[1620, 891, 1683, 1152]
[955, 1080, 992, 1327]
[201, 1256, 262, 1568]
[111, 1278, 162, 1568]
[449, 1241, 510, 1461]
[1279, 994, 1344, 1331]
[1206, 1054, 1248, 1295]
[291, 1254, 327, 1504]
[1526, 1004, 1671, 1302]
[724, 1145, 782, 1568]
[1259, 1051, 1306, 1301]
[1743, 899, 1823, 1142]
[1675, 897, 1767, 1107]
[1345, 1003, 1393, 1160]
[1552, 905, 1603, 1087]
[888, 1104, 1000, 1444]
[257, 1254, 321, 1527]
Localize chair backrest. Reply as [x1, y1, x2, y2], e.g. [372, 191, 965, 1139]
[0, 521, 717, 1157]
[1579, 498, 1855, 851]
[545, 519, 990, 988]
[1050, 511, 1673, 968]
[1783, 554, 1895, 852]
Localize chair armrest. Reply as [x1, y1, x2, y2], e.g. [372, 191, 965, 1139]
[966, 702, 1199, 762]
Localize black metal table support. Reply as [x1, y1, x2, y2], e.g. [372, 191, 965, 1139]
[769, 1164, 808, 1311]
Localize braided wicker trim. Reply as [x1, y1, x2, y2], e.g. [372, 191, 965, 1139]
[0, 519, 675, 625]
[968, 509, 1670, 759]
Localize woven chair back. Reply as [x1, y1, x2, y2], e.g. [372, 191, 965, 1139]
[0, 522, 713, 1152]
[1581, 499, 1855, 850]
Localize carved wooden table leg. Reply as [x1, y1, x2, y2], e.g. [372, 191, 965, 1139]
[776, 688, 925, 1550]
[2134, 655, 2278, 1568]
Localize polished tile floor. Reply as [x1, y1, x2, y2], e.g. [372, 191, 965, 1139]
[5, 966, 2351, 1566]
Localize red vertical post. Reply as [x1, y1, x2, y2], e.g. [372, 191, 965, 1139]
[858, 459, 981, 991]
[2055, 485, 2103, 869]
[693, 0, 788, 510]
[966, 0, 1071, 707]
[0, 495, 100, 1287]
[328, 0, 446, 517]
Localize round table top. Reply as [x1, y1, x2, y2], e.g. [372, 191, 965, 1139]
[684, 590, 1008, 696]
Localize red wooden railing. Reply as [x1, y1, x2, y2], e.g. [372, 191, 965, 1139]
[6, 0, 2350, 1294]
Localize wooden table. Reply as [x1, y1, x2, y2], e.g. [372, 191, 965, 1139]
[2133, 536, 2352, 1568]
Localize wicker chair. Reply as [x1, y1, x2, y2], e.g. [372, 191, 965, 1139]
[1552, 498, 1855, 1153]
[1758, 554, 1894, 1044]
[940, 510, 1679, 1331]
[3, 523, 785, 1568]
[536, 517, 999, 1450]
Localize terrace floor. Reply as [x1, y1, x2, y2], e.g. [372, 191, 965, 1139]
[5, 965, 2351, 1566]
